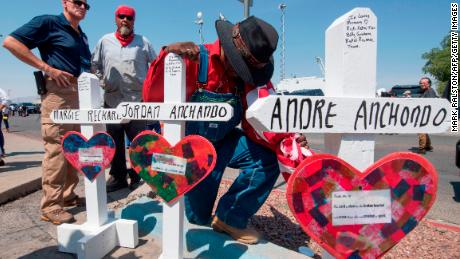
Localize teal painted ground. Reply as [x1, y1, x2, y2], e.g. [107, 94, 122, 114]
[116, 196, 310, 259]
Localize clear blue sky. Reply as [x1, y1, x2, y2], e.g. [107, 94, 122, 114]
[0, 0, 453, 99]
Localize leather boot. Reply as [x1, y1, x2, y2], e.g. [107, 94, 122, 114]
[211, 216, 260, 244]
[41, 209, 75, 225]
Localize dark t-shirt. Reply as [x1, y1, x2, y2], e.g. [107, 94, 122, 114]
[422, 87, 437, 98]
[10, 14, 91, 77]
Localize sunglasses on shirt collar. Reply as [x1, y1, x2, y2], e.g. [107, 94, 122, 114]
[68, 0, 90, 11]
[117, 14, 134, 21]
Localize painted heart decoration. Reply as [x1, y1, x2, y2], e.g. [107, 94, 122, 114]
[286, 153, 437, 259]
[62, 131, 116, 181]
[129, 131, 216, 204]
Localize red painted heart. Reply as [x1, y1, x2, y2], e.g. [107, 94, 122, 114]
[286, 153, 437, 259]
[129, 131, 216, 204]
[62, 131, 116, 181]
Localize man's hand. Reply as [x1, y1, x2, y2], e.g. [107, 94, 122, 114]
[165, 42, 200, 62]
[295, 134, 309, 149]
[43, 65, 74, 87]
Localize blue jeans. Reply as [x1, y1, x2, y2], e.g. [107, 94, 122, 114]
[185, 89, 243, 143]
[184, 128, 280, 229]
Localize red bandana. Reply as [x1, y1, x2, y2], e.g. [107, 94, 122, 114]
[115, 5, 136, 47]
[116, 5, 135, 18]
[115, 31, 134, 47]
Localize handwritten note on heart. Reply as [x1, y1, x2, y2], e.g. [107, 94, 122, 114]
[129, 131, 216, 204]
[62, 131, 115, 181]
[286, 153, 437, 258]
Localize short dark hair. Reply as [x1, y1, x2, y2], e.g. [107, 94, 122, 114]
[381, 92, 392, 97]
[419, 77, 432, 86]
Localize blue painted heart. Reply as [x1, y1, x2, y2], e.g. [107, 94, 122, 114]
[62, 131, 116, 181]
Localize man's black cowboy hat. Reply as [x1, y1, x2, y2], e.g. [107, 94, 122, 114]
[215, 16, 278, 86]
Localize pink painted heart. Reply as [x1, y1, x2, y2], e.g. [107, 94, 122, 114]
[286, 152, 437, 259]
[129, 131, 216, 204]
[62, 131, 115, 181]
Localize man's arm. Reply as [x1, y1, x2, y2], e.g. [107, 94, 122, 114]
[143, 37, 157, 64]
[90, 39, 105, 88]
[3, 36, 74, 87]
[165, 42, 200, 61]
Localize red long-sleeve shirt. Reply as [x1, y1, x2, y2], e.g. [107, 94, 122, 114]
[143, 40, 313, 181]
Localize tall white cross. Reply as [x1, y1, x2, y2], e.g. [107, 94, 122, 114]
[159, 53, 187, 259]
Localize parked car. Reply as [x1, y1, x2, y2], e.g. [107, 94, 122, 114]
[18, 102, 39, 114]
[390, 85, 423, 97]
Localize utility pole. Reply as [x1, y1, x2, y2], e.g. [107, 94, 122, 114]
[279, 3, 287, 81]
[238, 0, 253, 19]
[194, 11, 204, 44]
[315, 56, 325, 78]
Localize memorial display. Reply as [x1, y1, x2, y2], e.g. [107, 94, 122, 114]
[47, 5, 451, 258]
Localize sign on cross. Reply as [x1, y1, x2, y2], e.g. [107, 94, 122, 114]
[247, 96, 450, 134]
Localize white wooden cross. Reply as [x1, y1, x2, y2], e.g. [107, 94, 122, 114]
[52, 54, 232, 259]
[246, 7, 450, 258]
[117, 54, 232, 259]
[53, 73, 137, 259]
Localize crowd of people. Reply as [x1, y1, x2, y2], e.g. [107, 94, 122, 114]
[0, 88, 10, 166]
[0, 92, 39, 166]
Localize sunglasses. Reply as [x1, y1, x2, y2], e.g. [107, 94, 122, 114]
[117, 14, 134, 21]
[68, 0, 90, 10]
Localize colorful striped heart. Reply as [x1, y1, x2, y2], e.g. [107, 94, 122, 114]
[129, 131, 216, 204]
[286, 153, 437, 259]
